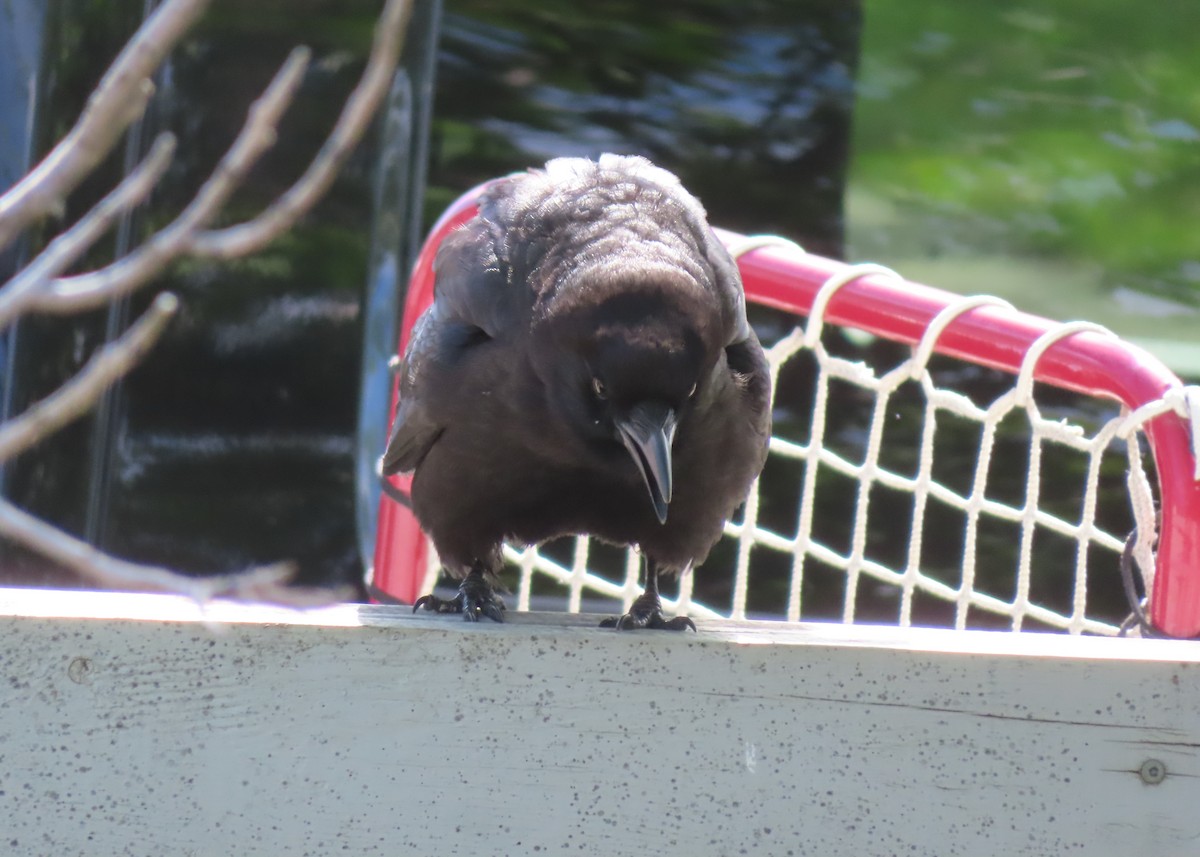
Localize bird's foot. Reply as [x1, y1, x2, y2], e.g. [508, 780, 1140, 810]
[413, 569, 505, 623]
[600, 590, 695, 632]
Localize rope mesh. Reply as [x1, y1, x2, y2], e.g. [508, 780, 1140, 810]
[422, 254, 1173, 635]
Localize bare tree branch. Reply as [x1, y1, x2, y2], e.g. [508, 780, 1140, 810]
[9, 0, 414, 316]
[0, 496, 348, 606]
[0, 133, 177, 328]
[0, 293, 178, 463]
[0, 0, 413, 605]
[35, 47, 311, 314]
[0, 0, 210, 250]
[190, 0, 415, 259]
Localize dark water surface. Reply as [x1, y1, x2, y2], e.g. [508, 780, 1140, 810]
[0, 0, 860, 592]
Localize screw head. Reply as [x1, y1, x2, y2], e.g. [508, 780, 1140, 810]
[67, 657, 93, 685]
[1139, 758, 1167, 785]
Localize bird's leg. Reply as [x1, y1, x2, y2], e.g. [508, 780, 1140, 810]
[600, 559, 696, 632]
[412, 562, 506, 623]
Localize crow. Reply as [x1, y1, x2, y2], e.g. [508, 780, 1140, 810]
[381, 154, 771, 630]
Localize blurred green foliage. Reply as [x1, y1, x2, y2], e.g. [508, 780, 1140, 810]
[852, 0, 1200, 308]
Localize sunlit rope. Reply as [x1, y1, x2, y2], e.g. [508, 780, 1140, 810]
[405, 244, 1178, 636]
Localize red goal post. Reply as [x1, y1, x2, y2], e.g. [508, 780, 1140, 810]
[373, 181, 1200, 638]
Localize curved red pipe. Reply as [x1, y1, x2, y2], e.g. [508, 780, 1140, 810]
[374, 184, 1200, 637]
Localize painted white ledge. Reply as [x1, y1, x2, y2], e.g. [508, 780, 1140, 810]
[1, 587, 1198, 856]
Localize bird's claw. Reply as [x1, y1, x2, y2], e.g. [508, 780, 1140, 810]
[467, 592, 506, 623]
[413, 571, 505, 623]
[601, 612, 696, 631]
[600, 591, 695, 632]
[412, 593, 459, 614]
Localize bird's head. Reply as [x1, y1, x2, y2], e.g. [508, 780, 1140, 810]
[538, 285, 719, 524]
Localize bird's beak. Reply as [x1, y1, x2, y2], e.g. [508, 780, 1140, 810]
[615, 402, 677, 524]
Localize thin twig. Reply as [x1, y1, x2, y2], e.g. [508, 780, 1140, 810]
[0, 290, 350, 607]
[0, 494, 282, 599]
[206, 573, 356, 607]
[18, 0, 411, 313]
[36, 48, 311, 313]
[0, 0, 412, 603]
[0, 496, 347, 606]
[0, 293, 179, 463]
[189, 0, 415, 258]
[0, 0, 210, 250]
[0, 134, 177, 329]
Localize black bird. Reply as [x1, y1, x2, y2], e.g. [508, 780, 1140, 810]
[381, 155, 771, 629]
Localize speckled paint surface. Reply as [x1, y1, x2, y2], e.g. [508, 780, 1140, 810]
[1, 589, 1197, 856]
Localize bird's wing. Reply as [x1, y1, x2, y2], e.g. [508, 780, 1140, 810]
[381, 309, 444, 475]
[380, 218, 520, 475]
[694, 217, 768, 413]
[714, 240, 771, 431]
[725, 329, 772, 407]
[699, 227, 753, 348]
[429, 208, 528, 339]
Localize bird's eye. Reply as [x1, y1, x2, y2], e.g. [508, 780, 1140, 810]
[591, 377, 608, 400]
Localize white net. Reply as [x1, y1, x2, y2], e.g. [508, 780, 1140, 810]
[419, 248, 1167, 635]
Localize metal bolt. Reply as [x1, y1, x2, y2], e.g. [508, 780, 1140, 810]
[67, 657, 93, 685]
[1139, 758, 1167, 785]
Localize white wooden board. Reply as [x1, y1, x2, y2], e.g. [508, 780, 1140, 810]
[1, 587, 1198, 856]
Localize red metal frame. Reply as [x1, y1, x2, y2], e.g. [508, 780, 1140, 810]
[374, 184, 1200, 638]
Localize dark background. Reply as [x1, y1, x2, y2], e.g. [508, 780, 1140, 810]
[0, 0, 861, 593]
